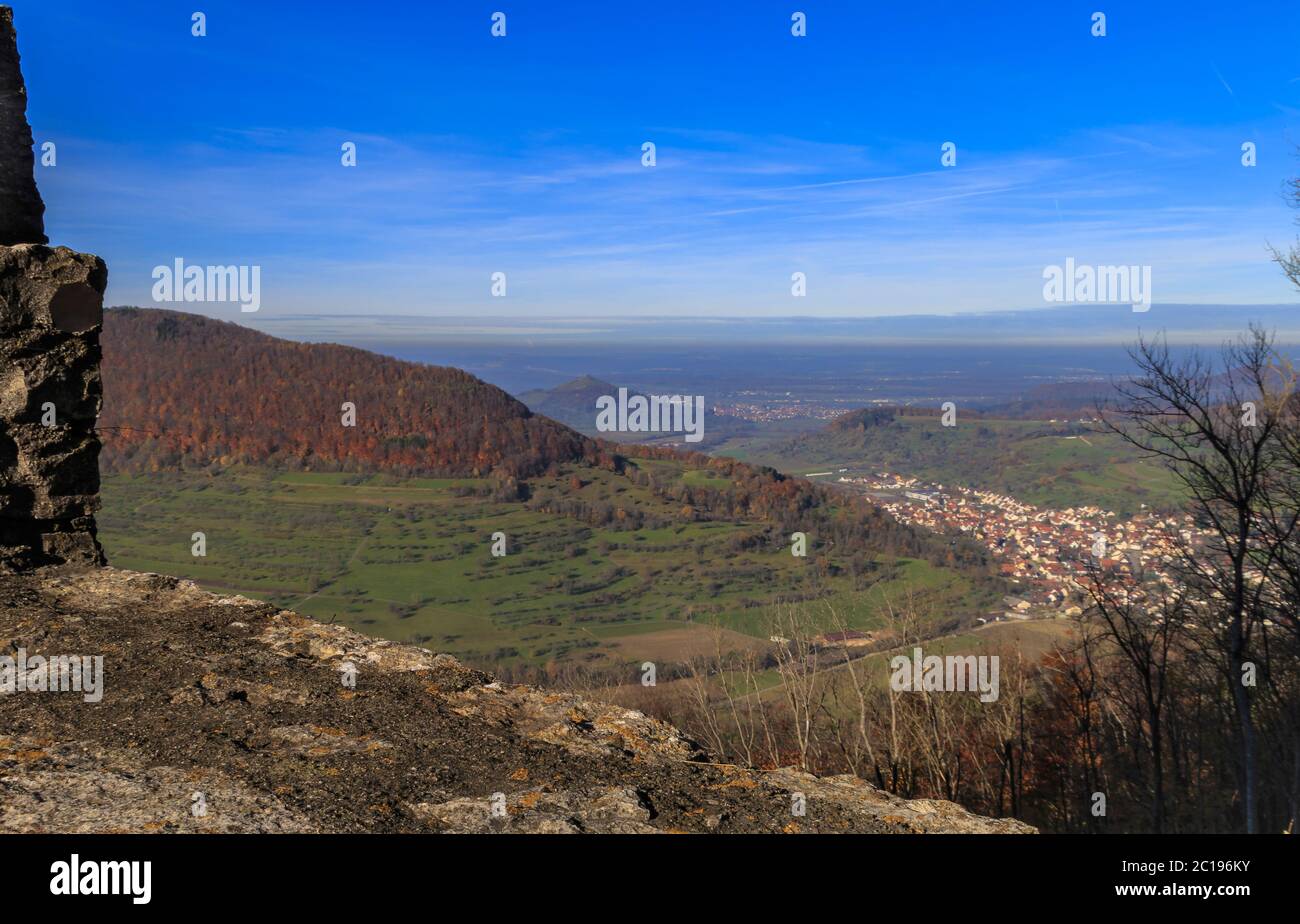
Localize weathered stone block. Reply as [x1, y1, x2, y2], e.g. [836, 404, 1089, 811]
[0, 243, 106, 570]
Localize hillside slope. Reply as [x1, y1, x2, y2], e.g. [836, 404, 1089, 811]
[99, 308, 608, 478]
[96, 309, 996, 575]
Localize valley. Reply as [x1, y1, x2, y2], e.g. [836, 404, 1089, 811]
[92, 309, 1183, 682]
[98, 463, 997, 677]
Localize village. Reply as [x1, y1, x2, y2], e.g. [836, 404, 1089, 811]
[832, 470, 1205, 621]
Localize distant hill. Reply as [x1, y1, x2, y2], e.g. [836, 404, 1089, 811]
[517, 375, 623, 432]
[99, 308, 611, 478]
[981, 363, 1287, 420]
[983, 379, 1121, 419]
[518, 375, 754, 447]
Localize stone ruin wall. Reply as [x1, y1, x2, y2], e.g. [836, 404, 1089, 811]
[0, 6, 106, 570]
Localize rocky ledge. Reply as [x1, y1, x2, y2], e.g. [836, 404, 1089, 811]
[0, 567, 1033, 834]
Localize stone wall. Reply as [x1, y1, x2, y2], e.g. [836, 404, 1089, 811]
[0, 245, 107, 570]
[0, 7, 105, 570]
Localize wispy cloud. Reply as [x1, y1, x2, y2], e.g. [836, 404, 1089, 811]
[39, 120, 1300, 317]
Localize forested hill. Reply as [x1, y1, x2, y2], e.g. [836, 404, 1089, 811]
[97, 308, 995, 579]
[99, 308, 611, 477]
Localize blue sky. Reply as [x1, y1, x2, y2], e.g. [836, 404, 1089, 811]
[15, 0, 1300, 318]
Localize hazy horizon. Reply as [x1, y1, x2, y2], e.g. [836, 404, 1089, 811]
[143, 302, 1300, 348]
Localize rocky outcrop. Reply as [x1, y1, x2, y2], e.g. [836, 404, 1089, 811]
[0, 5, 103, 571]
[0, 244, 107, 570]
[0, 7, 45, 246]
[0, 568, 1034, 833]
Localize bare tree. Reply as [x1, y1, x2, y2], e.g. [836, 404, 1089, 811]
[769, 602, 828, 771]
[1083, 564, 1189, 831]
[1101, 328, 1285, 832]
[1270, 158, 1300, 289]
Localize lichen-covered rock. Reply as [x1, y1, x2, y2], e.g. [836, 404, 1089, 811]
[761, 768, 1037, 835]
[408, 786, 659, 834]
[0, 735, 315, 833]
[0, 567, 1035, 834]
[444, 682, 708, 763]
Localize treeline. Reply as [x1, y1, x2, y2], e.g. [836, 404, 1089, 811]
[98, 308, 615, 478]
[829, 406, 995, 429]
[615, 445, 994, 574]
[825, 405, 1093, 436]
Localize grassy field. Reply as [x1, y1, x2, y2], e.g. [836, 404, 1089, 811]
[612, 615, 1081, 711]
[713, 416, 1185, 516]
[99, 463, 998, 673]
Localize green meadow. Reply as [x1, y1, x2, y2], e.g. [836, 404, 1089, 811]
[98, 464, 997, 671]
